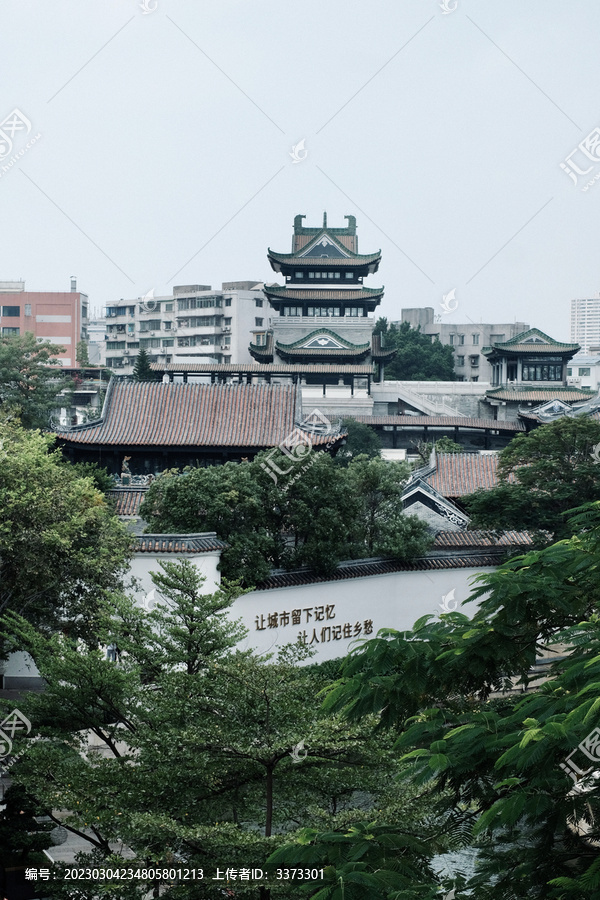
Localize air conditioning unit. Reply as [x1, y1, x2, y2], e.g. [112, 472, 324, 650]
[123, 350, 130, 356]
[222, 326, 231, 333]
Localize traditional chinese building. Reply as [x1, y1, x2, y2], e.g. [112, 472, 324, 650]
[483, 328, 593, 418]
[249, 213, 395, 387]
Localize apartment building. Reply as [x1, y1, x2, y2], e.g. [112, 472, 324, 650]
[0, 277, 88, 366]
[102, 282, 265, 373]
[570, 296, 600, 353]
[396, 308, 530, 383]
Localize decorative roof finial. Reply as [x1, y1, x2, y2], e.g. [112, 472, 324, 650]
[323, 211, 327, 229]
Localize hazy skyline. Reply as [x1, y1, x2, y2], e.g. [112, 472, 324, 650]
[3, 1, 600, 340]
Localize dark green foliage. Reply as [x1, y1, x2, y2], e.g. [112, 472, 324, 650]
[0, 561, 427, 899]
[0, 783, 53, 865]
[0, 420, 131, 638]
[62, 460, 116, 493]
[463, 415, 600, 541]
[374, 319, 456, 381]
[0, 331, 71, 428]
[335, 419, 381, 464]
[132, 348, 155, 382]
[140, 454, 431, 585]
[320, 502, 600, 898]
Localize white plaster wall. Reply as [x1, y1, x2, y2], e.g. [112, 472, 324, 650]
[128, 550, 221, 604]
[232, 566, 490, 663]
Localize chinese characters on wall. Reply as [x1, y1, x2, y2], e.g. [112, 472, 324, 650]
[255, 603, 374, 646]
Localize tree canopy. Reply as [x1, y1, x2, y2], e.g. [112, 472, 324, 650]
[132, 348, 155, 382]
[140, 453, 432, 585]
[463, 415, 600, 541]
[0, 332, 70, 428]
[0, 560, 442, 899]
[335, 418, 381, 464]
[0, 420, 131, 638]
[374, 319, 456, 382]
[311, 502, 600, 898]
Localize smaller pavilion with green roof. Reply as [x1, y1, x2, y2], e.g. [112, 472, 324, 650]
[482, 327, 595, 418]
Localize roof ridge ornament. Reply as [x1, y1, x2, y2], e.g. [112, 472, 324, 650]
[323, 211, 327, 229]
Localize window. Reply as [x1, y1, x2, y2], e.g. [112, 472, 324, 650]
[308, 272, 315, 279]
[449, 334, 455, 345]
[139, 338, 161, 349]
[295, 271, 302, 278]
[82, 306, 88, 319]
[579, 367, 591, 376]
[106, 341, 126, 350]
[567, 367, 572, 376]
[127, 342, 139, 349]
[225, 297, 232, 306]
[254, 333, 266, 346]
[283, 306, 302, 316]
[335, 272, 340, 279]
[472, 333, 480, 345]
[162, 339, 174, 347]
[346, 308, 360, 317]
[458, 334, 465, 345]
[224, 317, 232, 325]
[24, 304, 31, 316]
[345, 272, 353, 279]
[163, 321, 172, 330]
[456, 355, 465, 366]
[255, 317, 264, 326]
[1, 306, 20, 316]
[164, 302, 173, 312]
[255, 298, 263, 307]
[1, 327, 19, 335]
[521, 360, 563, 381]
[139, 319, 161, 332]
[127, 324, 135, 333]
[222, 335, 231, 345]
[469, 355, 479, 366]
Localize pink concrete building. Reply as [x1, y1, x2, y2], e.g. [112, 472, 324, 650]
[0, 277, 88, 367]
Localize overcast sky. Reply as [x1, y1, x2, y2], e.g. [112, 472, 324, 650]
[3, 0, 600, 339]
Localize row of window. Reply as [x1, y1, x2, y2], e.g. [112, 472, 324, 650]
[177, 335, 231, 347]
[567, 367, 592, 376]
[2, 326, 19, 335]
[300, 272, 355, 280]
[522, 364, 562, 381]
[177, 297, 224, 311]
[449, 333, 480, 346]
[281, 307, 365, 317]
[455, 355, 480, 366]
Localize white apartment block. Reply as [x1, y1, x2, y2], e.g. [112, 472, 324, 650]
[570, 297, 600, 353]
[101, 282, 265, 374]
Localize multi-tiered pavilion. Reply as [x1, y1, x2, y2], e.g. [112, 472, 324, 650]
[250, 213, 395, 383]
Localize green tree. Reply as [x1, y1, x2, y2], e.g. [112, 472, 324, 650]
[0, 560, 428, 899]
[346, 456, 432, 559]
[318, 502, 600, 898]
[374, 320, 456, 381]
[0, 331, 70, 428]
[0, 420, 131, 637]
[413, 436, 463, 464]
[334, 419, 381, 465]
[0, 783, 53, 866]
[76, 340, 90, 366]
[132, 348, 155, 382]
[463, 415, 600, 541]
[141, 454, 430, 584]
